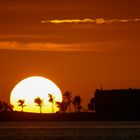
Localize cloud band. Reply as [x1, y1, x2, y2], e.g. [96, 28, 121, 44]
[41, 18, 140, 24]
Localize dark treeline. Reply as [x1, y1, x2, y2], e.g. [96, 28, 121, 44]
[0, 100, 13, 112]
[55, 91, 95, 113]
[1, 88, 140, 116]
[95, 88, 140, 115]
[0, 91, 96, 113]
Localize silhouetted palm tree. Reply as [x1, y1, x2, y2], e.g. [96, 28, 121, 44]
[56, 101, 67, 113]
[77, 105, 82, 112]
[63, 91, 72, 112]
[17, 99, 25, 112]
[72, 95, 82, 112]
[34, 97, 43, 113]
[88, 97, 95, 112]
[48, 94, 55, 113]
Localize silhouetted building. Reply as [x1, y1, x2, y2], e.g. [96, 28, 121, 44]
[95, 88, 140, 114]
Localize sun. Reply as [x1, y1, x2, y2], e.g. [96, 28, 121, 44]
[10, 76, 62, 113]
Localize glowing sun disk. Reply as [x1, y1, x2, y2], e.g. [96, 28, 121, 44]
[10, 76, 62, 113]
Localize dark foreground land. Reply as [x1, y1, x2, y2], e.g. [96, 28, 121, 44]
[0, 111, 140, 121]
[1, 113, 140, 139]
[1, 111, 97, 121]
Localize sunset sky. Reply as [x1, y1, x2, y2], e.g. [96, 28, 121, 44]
[0, 0, 140, 107]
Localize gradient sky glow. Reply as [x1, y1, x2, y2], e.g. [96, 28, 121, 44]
[0, 0, 140, 107]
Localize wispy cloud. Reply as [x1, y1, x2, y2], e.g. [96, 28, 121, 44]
[0, 41, 90, 51]
[41, 18, 140, 24]
[0, 41, 119, 52]
[0, 41, 139, 53]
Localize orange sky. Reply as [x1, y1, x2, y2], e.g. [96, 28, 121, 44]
[0, 0, 140, 107]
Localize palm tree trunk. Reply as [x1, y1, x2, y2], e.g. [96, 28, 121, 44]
[22, 106, 23, 112]
[69, 104, 71, 112]
[40, 106, 42, 113]
[52, 103, 54, 113]
[74, 105, 77, 112]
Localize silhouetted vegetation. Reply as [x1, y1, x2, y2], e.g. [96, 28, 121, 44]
[72, 95, 82, 112]
[0, 101, 3, 110]
[48, 94, 55, 113]
[34, 97, 43, 113]
[95, 88, 140, 115]
[88, 97, 95, 112]
[63, 91, 72, 112]
[55, 92, 83, 113]
[2, 88, 140, 122]
[17, 99, 25, 112]
[0, 100, 13, 112]
[56, 101, 67, 113]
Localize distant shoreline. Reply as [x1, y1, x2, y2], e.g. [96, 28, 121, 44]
[0, 111, 140, 121]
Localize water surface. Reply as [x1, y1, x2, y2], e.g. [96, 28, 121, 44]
[0, 121, 140, 140]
